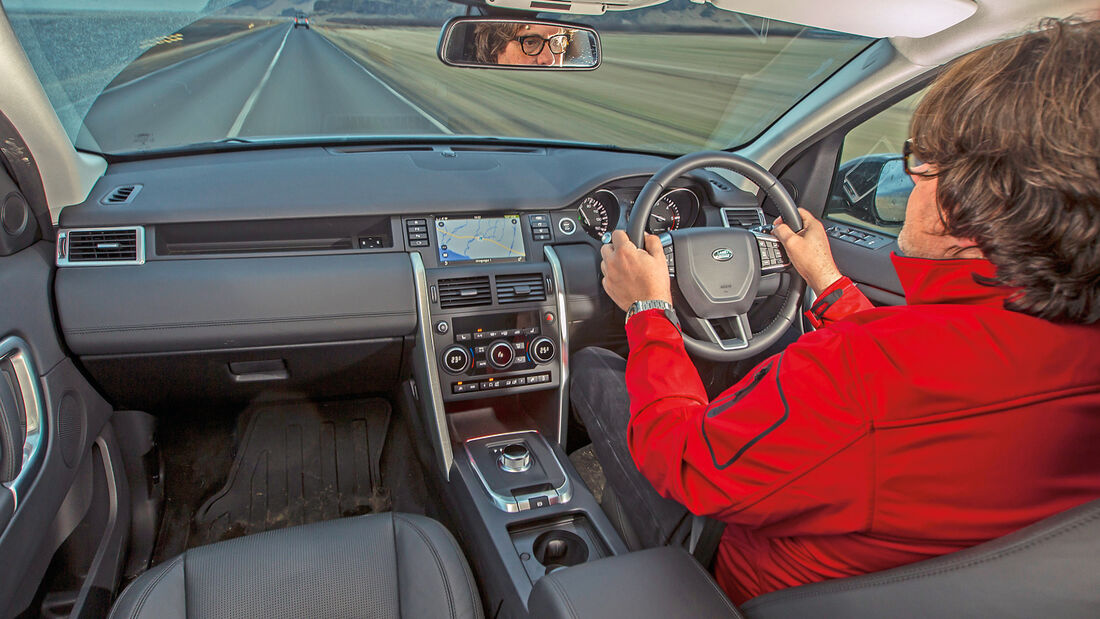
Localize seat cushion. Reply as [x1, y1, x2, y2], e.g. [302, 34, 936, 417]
[110, 512, 483, 619]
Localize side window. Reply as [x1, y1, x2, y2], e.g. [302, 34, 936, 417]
[824, 89, 927, 236]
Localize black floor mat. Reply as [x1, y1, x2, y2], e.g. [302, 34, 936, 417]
[192, 399, 392, 546]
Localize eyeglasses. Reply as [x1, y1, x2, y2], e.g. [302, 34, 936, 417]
[903, 139, 935, 177]
[515, 33, 569, 56]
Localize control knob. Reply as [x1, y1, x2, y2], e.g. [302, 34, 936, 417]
[529, 336, 556, 364]
[488, 340, 515, 369]
[499, 443, 531, 473]
[441, 345, 470, 374]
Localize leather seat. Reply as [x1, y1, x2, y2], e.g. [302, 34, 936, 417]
[109, 512, 483, 619]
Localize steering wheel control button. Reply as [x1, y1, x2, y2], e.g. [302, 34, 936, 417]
[441, 346, 471, 374]
[435, 320, 449, 334]
[529, 337, 556, 364]
[499, 443, 532, 473]
[488, 340, 516, 369]
[558, 218, 576, 235]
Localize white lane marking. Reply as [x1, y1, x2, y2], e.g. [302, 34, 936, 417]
[317, 33, 452, 135]
[227, 25, 293, 138]
[103, 26, 274, 96]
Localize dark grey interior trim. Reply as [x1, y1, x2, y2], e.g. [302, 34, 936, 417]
[56, 252, 417, 355]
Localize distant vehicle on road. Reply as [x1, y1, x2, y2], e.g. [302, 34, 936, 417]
[293, 13, 309, 29]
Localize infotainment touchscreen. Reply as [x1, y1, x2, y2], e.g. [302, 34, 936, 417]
[435, 215, 526, 266]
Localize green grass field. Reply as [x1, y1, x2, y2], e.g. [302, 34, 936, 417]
[317, 26, 890, 154]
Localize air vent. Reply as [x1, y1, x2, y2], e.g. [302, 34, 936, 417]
[100, 184, 142, 205]
[721, 207, 765, 229]
[438, 276, 492, 309]
[708, 178, 733, 192]
[496, 273, 546, 304]
[57, 227, 144, 266]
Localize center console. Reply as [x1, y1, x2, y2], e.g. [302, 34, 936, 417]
[404, 212, 627, 617]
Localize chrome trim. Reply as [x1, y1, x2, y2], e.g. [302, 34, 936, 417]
[410, 253, 454, 480]
[56, 226, 146, 266]
[0, 336, 47, 511]
[543, 246, 570, 446]
[720, 207, 765, 229]
[464, 431, 572, 513]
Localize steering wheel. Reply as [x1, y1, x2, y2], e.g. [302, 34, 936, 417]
[626, 151, 806, 361]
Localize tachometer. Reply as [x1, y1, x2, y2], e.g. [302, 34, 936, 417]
[577, 190, 618, 241]
[647, 195, 682, 234]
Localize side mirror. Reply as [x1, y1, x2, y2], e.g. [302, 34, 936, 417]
[871, 158, 912, 225]
[835, 154, 912, 226]
[438, 17, 601, 70]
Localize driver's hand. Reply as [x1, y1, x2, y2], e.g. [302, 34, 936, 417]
[600, 230, 673, 312]
[772, 208, 844, 296]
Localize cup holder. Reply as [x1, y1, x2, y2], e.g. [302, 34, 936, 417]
[532, 530, 589, 573]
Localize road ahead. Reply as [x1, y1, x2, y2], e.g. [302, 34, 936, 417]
[83, 24, 449, 152]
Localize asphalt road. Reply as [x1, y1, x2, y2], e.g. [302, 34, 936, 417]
[83, 24, 449, 153]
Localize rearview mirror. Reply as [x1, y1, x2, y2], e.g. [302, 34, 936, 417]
[438, 17, 601, 70]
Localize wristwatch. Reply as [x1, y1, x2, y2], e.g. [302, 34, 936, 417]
[626, 299, 677, 326]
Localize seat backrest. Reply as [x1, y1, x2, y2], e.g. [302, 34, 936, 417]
[740, 498, 1100, 619]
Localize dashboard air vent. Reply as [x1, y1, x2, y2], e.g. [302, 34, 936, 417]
[438, 276, 492, 309]
[100, 184, 142, 205]
[722, 207, 764, 229]
[58, 227, 144, 265]
[708, 178, 733, 192]
[496, 273, 546, 304]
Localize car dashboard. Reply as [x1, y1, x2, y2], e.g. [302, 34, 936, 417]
[53, 144, 762, 413]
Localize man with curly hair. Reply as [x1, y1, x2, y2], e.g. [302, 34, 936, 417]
[578, 17, 1100, 604]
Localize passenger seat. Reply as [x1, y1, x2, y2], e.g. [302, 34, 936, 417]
[109, 512, 483, 619]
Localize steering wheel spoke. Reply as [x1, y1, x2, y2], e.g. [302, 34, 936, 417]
[682, 314, 752, 351]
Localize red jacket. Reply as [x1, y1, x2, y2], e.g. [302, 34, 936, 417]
[624, 254, 1100, 605]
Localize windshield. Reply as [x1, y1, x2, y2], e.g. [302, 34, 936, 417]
[4, 0, 871, 156]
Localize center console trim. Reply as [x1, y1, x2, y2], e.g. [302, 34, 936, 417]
[411, 252, 454, 479]
[543, 245, 570, 445]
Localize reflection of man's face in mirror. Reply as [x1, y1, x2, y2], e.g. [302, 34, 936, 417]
[497, 25, 566, 66]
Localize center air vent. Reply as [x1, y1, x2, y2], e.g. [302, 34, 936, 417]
[100, 184, 142, 205]
[496, 273, 546, 304]
[721, 207, 765, 229]
[438, 276, 492, 309]
[58, 227, 144, 266]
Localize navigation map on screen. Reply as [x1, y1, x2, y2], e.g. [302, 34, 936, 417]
[436, 216, 526, 265]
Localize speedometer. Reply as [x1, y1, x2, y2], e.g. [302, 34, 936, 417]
[577, 190, 618, 241]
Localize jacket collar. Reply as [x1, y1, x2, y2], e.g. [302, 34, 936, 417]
[890, 253, 1010, 308]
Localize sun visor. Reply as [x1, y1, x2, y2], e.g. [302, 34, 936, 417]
[484, 0, 976, 38]
[704, 0, 976, 38]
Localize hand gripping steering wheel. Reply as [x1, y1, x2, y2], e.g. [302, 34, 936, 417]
[626, 151, 806, 361]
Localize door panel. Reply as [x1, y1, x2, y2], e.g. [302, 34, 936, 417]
[0, 205, 128, 615]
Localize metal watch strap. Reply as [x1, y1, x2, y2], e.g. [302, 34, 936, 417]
[626, 299, 674, 323]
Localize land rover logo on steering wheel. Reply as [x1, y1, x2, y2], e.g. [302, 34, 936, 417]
[712, 248, 734, 262]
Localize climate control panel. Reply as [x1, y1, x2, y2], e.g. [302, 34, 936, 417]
[431, 306, 561, 401]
